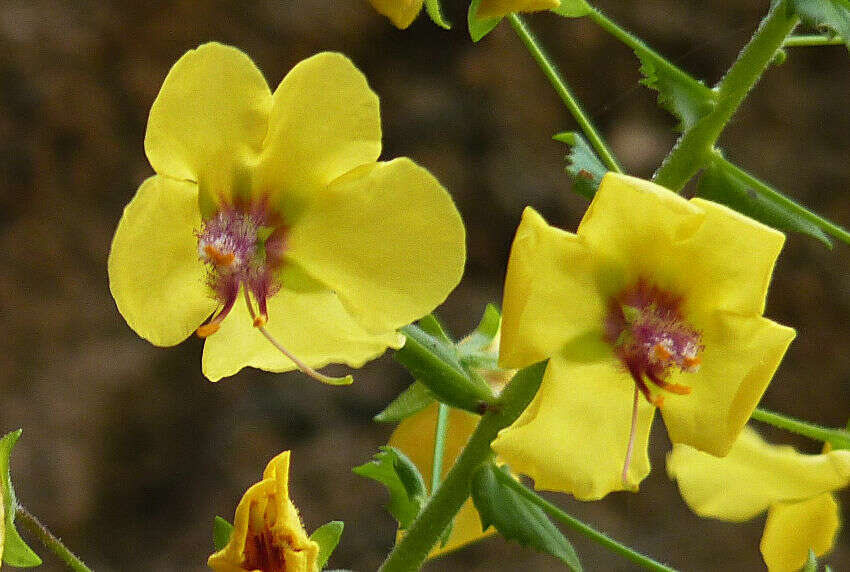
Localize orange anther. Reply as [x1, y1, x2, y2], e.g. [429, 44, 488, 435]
[204, 245, 235, 267]
[653, 342, 672, 362]
[253, 314, 268, 328]
[196, 322, 221, 338]
[653, 394, 665, 409]
[664, 383, 692, 395]
[682, 356, 701, 371]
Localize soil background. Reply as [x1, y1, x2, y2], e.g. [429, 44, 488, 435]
[1, 1, 848, 570]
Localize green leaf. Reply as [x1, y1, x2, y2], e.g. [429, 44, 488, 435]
[790, 0, 850, 51]
[1, 430, 42, 567]
[353, 447, 427, 529]
[697, 156, 834, 247]
[395, 325, 494, 413]
[553, 132, 608, 198]
[417, 314, 453, 343]
[550, 0, 592, 17]
[471, 463, 582, 570]
[424, 0, 451, 29]
[212, 516, 233, 551]
[374, 381, 436, 423]
[459, 304, 501, 352]
[468, 0, 502, 42]
[802, 548, 818, 572]
[635, 49, 715, 131]
[310, 521, 344, 569]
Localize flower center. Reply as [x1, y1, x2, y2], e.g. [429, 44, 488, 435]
[604, 280, 703, 408]
[195, 206, 286, 337]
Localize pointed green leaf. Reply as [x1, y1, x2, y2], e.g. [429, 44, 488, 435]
[802, 549, 818, 572]
[554, 131, 608, 198]
[213, 516, 233, 551]
[424, 0, 451, 29]
[310, 521, 344, 569]
[550, 0, 592, 17]
[353, 447, 427, 529]
[395, 325, 494, 413]
[698, 155, 838, 247]
[374, 381, 436, 423]
[1, 430, 42, 567]
[417, 314, 453, 343]
[472, 463, 581, 570]
[468, 0, 502, 42]
[790, 0, 850, 51]
[459, 304, 501, 353]
[635, 50, 715, 131]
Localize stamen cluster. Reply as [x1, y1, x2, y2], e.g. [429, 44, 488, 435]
[195, 206, 284, 336]
[604, 280, 703, 407]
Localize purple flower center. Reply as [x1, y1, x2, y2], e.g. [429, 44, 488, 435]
[604, 280, 703, 407]
[195, 206, 286, 337]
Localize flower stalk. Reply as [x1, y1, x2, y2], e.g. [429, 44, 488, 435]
[14, 506, 92, 572]
[653, 1, 799, 190]
[752, 407, 850, 450]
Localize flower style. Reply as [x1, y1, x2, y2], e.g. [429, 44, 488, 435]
[367, 0, 560, 30]
[108, 43, 465, 382]
[668, 427, 850, 572]
[208, 451, 319, 572]
[491, 173, 795, 500]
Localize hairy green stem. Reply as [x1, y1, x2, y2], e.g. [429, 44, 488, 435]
[430, 403, 451, 492]
[653, 1, 799, 191]
[15, 506, 93, 572]
[588, 9, 707, 96]
[379, 362, 547, 572]
[752, 408, 850, 449]
[508, 13, 623, 174]
[500, 477, 677, 572]
[783, 34, 844, 47]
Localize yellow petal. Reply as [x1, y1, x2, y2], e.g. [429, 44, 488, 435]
[255, 52, 382, 222]
[493, 357, 655, 500]
[108, 176, 216, 346]
[667, 427, 850, 522]
[476, 0, 561, 20]
[499, 207, 605, 369]
[761, 493, 841, 572]
[660, 312, 795, 457]
[287, 158, 465, 334]
[144, 43, 271, 197]
[209, 451, 319, 572]
[368, 0, 425, 29]
[201, 285, 404, 381]
[578, 174, 785, 316]
[389, 403, 496, 556]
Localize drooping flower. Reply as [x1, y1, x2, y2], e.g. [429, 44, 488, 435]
[367, 0, 560, 30]
[108, 43, 465, 382]
[668, 427, 850, 572]
[209, 451, 319, 572]
[492, 173, 795, 500]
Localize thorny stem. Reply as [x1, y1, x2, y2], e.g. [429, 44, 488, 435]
[242, 290, 353, 386]
[653, 1, 799, 191]
[508, 13, 623, 174]
[15, 505, 93, 572]
[752, 407, 850, 450]
[499, 477, 678, 572]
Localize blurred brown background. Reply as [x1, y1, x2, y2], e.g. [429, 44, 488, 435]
[1, 1, 848, 570]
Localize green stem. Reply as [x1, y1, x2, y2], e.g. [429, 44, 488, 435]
[783, 34, 844, 47]
[500, 477, 677, 572]
[379, 361, 547, 572]
[430, 403, 451, 493]
[587, 9, 708, 97]
[653, 1, 799, 191]
[15, 505, 93, 572]
[752, 408, 850, 449]
[508, 13, 623, 174]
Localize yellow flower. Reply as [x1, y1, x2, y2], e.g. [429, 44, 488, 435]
[108, 43, 465, 382]
[492, 173, 795, 500]
[208, 451, 320, 572]
[668, 427, 850, 572]
[367, 0, 560, 29]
